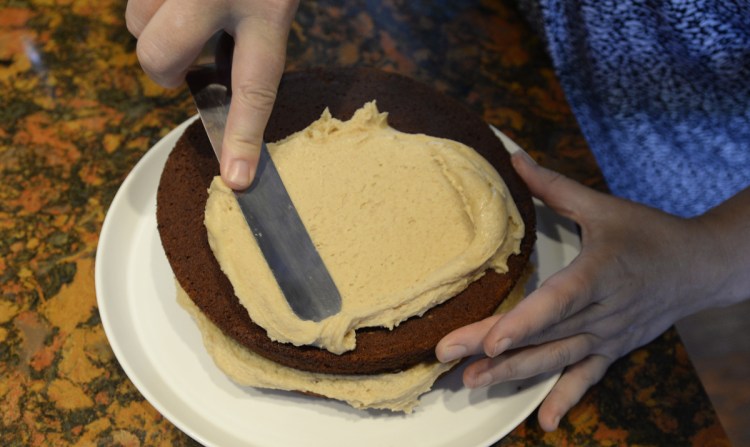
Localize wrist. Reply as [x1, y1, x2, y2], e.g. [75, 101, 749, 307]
[690, 207, 750, 310]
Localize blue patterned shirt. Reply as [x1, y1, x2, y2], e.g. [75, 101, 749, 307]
[517, 0, 750, 217]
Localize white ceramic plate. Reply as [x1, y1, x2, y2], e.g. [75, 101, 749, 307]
[96, 117, 580, 447]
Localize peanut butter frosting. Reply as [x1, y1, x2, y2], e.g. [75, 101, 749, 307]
[176, 283, 456, 413]
[176, 271, 529, 413]
[204, 102, 524, 354]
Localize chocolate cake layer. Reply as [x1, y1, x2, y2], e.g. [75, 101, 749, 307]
[156, 67, 535, 375]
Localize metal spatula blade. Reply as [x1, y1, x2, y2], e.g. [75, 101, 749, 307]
[185, 32, 341, 321]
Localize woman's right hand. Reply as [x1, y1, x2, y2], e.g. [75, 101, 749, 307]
[126, 0, 300, 190]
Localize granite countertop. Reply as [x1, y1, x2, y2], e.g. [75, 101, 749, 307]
[0, 0, 730, 445]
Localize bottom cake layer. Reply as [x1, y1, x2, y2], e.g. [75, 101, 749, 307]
[175, 268, 530, 413]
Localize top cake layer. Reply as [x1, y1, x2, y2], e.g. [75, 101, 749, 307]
[156, 67, 536, 375]
[204, 101, 525, 354]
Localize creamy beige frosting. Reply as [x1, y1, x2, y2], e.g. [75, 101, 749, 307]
[204, 101, 524, 354]
[176, 271, 528, 412]
[176, 284, 455, 413]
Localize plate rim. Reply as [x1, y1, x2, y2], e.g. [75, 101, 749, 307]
[95, 116, 579, 447]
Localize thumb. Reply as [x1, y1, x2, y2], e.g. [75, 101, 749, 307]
[220, 17, 292, 190]
[511, 150, 604, 222]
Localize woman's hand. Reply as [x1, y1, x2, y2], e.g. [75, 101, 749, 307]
[126, 0, 299, 189]
[436, 150, 736, 431]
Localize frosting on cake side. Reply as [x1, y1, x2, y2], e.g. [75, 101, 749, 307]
[176, 283, 456, 413]
[176, 269, 529, 413]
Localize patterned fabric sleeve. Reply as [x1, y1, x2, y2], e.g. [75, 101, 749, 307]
[515, 0, 750, 217]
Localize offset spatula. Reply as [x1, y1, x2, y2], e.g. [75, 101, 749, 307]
[185, 32, 341, 322]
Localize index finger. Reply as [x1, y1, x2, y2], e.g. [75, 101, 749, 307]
[482, 259, 596, 357]
[220, 7, 297, 189]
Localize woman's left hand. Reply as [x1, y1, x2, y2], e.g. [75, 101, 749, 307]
[436, 150, 729, 431]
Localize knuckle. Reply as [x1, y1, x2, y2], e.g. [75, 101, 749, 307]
[544, 169, 566, 186]
[591, 314, 627, 340]
[546, 381, 577, 410]
[591, 338, 620, 363]
[549, 343, 573, 369]
[135, 40, 181, 87]
[496, 359, 518, 380]
[549, 272, 591, 321]
[581, 357, 609, 386]
[225, 131, 263, 156]
[552, 284, 577, 321]
[125, 13, 143, 37]
[234, 82, 278, 113]
[527, 323, 555, 346]
[125, 1, 150, 38]
[135, 40, 166, 75]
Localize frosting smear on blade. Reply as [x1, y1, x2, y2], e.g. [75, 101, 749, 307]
[204, 102, 524, 354]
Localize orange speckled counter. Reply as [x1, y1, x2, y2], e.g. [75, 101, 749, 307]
[0, 0, 730, 445]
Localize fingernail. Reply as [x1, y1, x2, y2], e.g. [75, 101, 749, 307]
[512, 149, 537, 165]
[438, 345, 467, 363]
[226, 159, 250, 189]
[490, 337, 512, 357]
[552, 415, 561, 430]
[473, 372, 492, 388]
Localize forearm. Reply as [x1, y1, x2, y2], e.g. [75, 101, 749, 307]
[693, 185, 750, 309]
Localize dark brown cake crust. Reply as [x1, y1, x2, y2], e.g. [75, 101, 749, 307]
[156, 68, 536, 375]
